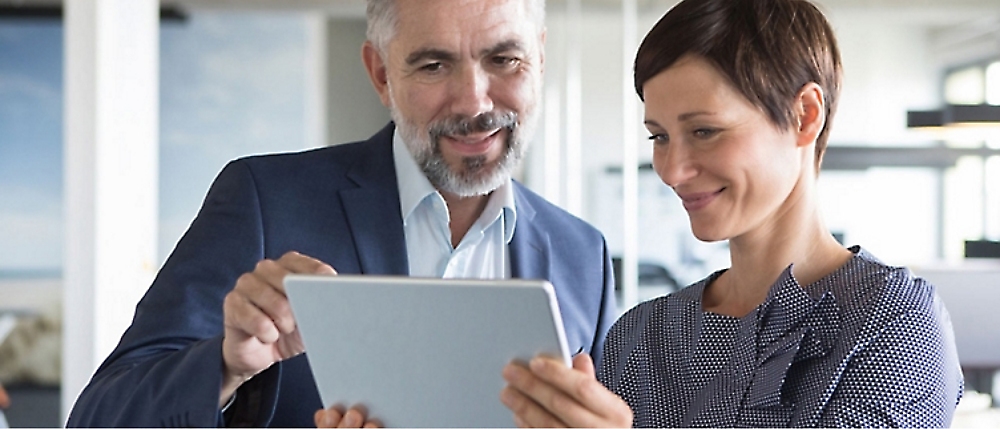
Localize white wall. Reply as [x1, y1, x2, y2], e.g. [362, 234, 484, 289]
[532, 4, 965, 287]
[820, 9, 946, 265]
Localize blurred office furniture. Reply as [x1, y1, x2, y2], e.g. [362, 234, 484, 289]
[1, 313, 14, 428]
[0, 308, 62, 428]
[915, 263, 1000, 407]
[0, 384, 60, 428]
[966, 240, 1000, 259]
[612, 258, 682, 305]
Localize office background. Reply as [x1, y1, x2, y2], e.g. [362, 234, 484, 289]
[1, 0, 999, 426]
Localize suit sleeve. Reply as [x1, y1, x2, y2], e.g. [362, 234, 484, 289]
[66, 161, 283, 427]
[589, 239, 618, 370]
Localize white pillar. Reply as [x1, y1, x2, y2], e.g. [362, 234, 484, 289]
[63, 0, 159, 421]
[563, 0, 583, 217]
[620, 0, 640, 309]
[303, 12, 329, 149]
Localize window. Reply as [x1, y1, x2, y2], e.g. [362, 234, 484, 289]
[940, 59, 1000, 259]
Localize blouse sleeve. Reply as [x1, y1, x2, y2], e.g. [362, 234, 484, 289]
[817, 294, 963, 428]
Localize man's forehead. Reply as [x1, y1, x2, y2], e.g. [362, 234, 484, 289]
[388, 0, 541, 52]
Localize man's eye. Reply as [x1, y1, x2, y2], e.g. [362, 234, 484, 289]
[420, 62, 444, 73]
[491, 56, 520, 67]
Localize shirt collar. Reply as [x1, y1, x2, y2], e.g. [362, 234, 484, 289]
[393, 131, 438, 223]
[392, 130, 518, 243]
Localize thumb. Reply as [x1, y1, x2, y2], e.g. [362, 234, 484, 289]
[572, 352, 596, 377]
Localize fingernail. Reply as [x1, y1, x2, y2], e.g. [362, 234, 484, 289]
[344, 410, 360, 426]
[322, 412, 336, 427]
[499, 388, 512, 406]
[502, 364, 515, 379]
[530, 357, 545, 370]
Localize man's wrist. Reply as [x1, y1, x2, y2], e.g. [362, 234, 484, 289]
[219, 371, 246, 408]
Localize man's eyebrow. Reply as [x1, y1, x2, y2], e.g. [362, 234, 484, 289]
[479, 40, 526, 57]
[405, 40, 527, 66]
[405, 48, 457, 66]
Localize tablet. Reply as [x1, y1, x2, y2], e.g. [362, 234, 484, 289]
[284, 274, 571, 428]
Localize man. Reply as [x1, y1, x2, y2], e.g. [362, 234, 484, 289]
[67, 0, 616, 426]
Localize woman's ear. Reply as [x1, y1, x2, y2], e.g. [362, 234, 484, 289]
[794, 82, 826, 147]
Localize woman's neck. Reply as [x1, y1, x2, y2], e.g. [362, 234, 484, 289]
[703, 191, 852, 317]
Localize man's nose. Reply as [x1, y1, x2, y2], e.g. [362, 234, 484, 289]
[449, 65, 494, 118]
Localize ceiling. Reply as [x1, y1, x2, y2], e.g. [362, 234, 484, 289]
[2, 0, 999, 30]
[3, 0, 1000, 13]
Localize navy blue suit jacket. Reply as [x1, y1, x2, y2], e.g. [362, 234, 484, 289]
[67, 124, 617, 427]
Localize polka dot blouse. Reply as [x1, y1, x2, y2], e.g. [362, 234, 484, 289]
[598, 246, 964, 428]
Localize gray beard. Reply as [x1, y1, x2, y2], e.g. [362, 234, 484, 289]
[391, 109, 530, 197]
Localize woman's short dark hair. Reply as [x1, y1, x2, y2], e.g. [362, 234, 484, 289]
[634, 0, 842, 166]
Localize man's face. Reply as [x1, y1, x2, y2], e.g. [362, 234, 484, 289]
[364, 0, 544, 197]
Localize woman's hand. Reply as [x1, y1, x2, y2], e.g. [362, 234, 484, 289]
[500, 353, 633, 428]
[314, 404, 382, 428]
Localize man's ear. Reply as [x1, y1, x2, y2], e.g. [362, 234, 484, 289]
[362, 41, 392, 108]
[538, 28, 546, 74]
[794, 82, 826, 148]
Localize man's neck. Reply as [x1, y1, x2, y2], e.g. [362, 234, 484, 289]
[439, 190, 491, 249]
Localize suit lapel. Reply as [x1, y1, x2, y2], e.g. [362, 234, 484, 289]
[509, 184, 550, 280]
[340, 124, 409, 275]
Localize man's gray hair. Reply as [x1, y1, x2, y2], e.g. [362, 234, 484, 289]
[365, 0, 546, 53]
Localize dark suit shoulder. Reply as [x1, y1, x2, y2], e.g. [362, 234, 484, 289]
[233, 141, 368, 174]
[223, 123, 396, 189]
[229, 123, 392, 172]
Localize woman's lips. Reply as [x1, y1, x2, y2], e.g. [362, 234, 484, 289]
[677, 188, 724, 211]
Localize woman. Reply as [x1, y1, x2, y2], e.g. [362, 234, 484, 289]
[499, 0, 963, 427]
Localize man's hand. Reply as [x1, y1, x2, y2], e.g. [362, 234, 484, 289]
[219, 251, 336, 407]
[314, 404, 382, 428]
[500, 354, 633, 428]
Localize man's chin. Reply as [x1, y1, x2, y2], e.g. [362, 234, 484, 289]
[437, 168, 509, 198]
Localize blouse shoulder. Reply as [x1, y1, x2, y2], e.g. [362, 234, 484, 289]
[823, 246, 945, 346]
[598, 274, 713, 389]
[831, 247, 938, 316]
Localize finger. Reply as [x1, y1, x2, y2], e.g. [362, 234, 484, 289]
[500, 385, 567, 428]
[232, 271, 297, 335]
[528, 357, 617, 426]
[339, 407, 368, 428]
[315, 407, 343, 428]
[224, 290, 280, 344]
[249, 255, 329, 298]
[525, 357, 622, 427]
[501, 365, 570, 428]
[512, 413, 528, 429]
[276, 251, 337, 277]
[572, 353, 596, 378]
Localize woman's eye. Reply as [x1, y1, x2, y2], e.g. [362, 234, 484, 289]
[647, 134, 668, 145]
[693, 128, 718, 138]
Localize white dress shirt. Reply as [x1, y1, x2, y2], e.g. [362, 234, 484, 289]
[392, 132, 516, 279]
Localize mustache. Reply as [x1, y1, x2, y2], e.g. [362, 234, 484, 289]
[428, 111, 518, 137]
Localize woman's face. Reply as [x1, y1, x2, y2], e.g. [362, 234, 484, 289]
[643, 55, 806, 243]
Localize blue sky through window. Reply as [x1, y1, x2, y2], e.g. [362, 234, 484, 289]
[0, 13, 306, 275]
[0, 19, 63, 275]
